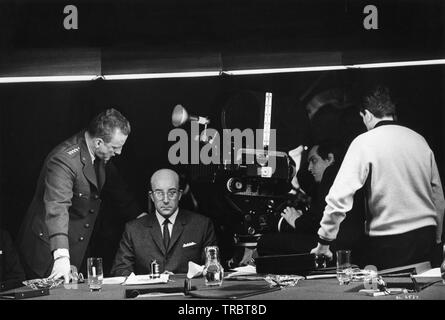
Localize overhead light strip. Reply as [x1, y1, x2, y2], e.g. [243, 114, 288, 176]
[104, 71, 221, 80]
[346, 59, 445, 69]
[224, 65, 347, 75]
[0, 59, 443, 83]
[0, 75, 98, 83]
[225, 59, 445, 75]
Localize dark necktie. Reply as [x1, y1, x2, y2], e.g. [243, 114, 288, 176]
[163, 218, 171, 250]
[94, 158, 102, 189]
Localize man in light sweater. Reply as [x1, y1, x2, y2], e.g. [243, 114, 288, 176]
[311, 86, 445, 269]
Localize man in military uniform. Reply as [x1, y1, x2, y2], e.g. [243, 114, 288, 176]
[17, 108, 144, 282]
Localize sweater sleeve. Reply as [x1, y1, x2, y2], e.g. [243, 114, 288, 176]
[430, 152, 445, 243]
[318, 138, 370, 241]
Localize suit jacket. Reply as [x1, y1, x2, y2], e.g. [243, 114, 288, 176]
[258, 164, 365, 258]
[111, 209, 217, 276]
[0, 229, 25, 285]
[17, 131, 140, 278]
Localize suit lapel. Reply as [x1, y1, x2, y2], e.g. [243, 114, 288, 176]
[79, 133, 99, 190]
[145, 214, 166, 255]
[167, 210, 187, 254]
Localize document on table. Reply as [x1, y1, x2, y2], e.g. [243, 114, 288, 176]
[412, 268, 441, 282]
[102, 277, 127, 285]
[225, 265, 257, 278]
[122, 273, 169, 285]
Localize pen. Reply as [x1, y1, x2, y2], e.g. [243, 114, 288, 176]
[137, 292, 185, 298]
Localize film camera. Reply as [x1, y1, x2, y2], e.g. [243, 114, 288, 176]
[220, 148, 309, 245]
[171, 93, 310, 247]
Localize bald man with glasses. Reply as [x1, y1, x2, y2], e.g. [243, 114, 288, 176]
[111, 169, 217, 276]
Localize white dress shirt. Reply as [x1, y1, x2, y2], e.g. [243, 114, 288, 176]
[155, 209, 179, 237]
[84, 132, 96, 164]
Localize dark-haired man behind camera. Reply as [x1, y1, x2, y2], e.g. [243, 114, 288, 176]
[258, 140, 364, 260]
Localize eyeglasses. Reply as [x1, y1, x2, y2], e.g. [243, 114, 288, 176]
[151, 189, 179, 201]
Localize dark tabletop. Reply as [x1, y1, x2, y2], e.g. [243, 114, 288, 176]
[2, 274, 444, 300]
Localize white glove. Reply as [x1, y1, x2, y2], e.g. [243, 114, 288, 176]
[49, 256, 71, 284]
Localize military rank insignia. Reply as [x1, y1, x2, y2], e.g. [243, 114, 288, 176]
[66, 146, 80, 156]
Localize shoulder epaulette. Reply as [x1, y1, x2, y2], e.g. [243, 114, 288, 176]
[66, 146, 80, 157]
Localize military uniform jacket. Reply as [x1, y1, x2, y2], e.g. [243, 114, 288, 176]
[110, 209, 217, 276]
[17, 131, 137, 277]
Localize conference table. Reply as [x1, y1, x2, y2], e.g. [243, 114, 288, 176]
[2, 273, 444, 300]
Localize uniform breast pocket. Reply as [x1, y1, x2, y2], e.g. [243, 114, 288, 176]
[70, 193, 91, 218]
[72, 188, 90, 199]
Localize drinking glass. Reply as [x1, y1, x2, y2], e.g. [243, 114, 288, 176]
[87, 257, 103, 291]
[336, 250, 352, 285]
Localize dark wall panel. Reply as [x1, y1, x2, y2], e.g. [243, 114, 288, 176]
[0, 66, 444, 238]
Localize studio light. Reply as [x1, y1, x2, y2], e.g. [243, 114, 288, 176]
[1, 58, 444, 83]
[224, 65, 348, 75]
[104, 71, 220, 80]
[224, 59, 445, 76]
[346, 59, 445, 69]
[171, 104, 210, 127]
[0, 75, 98, 83]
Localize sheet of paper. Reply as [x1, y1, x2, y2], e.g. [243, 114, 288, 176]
[187, 261, 204, 279]
[226, 265, 257, 278]
[415, 267, 440, 277]
[102, 276, 126, 285]
[123, 273, 169, 285]
[412, 267, 441, 282]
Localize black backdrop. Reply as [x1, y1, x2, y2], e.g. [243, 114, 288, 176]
[1, 65, 444, 267]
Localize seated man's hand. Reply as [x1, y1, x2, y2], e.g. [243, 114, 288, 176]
[310, 243, 333, 261]
[162, 270, 175, 275]
[48, 257, 71, 284]
[280, 206, 303, 228]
